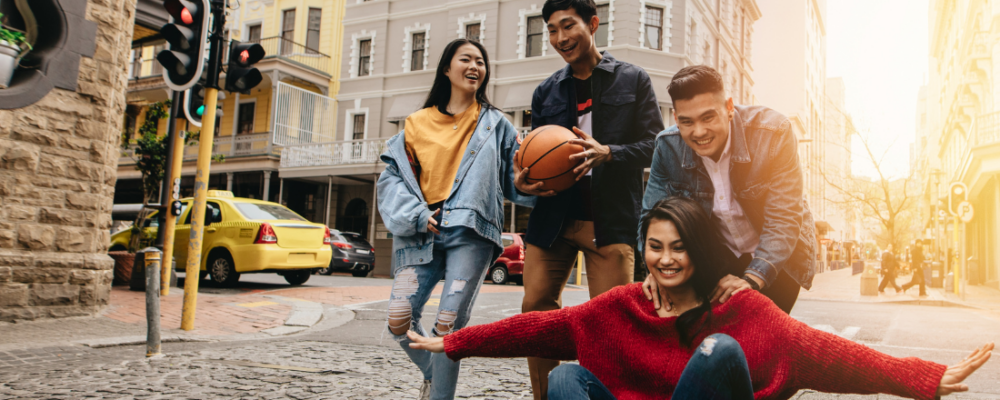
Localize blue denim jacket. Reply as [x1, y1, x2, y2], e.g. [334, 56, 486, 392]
[377, 106, 536, 269]
[641, 105, 816, 290]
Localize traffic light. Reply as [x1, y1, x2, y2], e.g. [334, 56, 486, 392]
[948, 182, 968, 216]
[225, 40, 265, 94]
[157, 0, 210, 91]
[183, 84, 224, 127]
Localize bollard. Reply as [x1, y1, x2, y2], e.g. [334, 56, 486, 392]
[144, 247, 162, 357]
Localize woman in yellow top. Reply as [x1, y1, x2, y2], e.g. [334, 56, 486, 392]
[376, 38, 537, 400]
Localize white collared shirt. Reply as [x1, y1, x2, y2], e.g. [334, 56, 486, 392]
[698, 133, 760, 257]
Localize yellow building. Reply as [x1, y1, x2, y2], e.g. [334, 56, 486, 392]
[921, 0, 999, 288]
[120, 0, 346, 223]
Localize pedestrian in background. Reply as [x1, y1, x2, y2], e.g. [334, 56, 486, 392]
[902, 244, 927, 296]
[879, 244, 901, 294]
[376, 39, 535, 400]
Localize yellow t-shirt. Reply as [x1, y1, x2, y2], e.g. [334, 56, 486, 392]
[403, 102, 482, 204]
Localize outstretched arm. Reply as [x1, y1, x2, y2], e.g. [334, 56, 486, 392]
[433, 307, 580, 362]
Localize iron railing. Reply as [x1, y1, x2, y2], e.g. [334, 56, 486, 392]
[271, 82, 337, 146]
[119, 132, 280, 166]
[249, 37, 332, 75]
[281, 138, 388, 168]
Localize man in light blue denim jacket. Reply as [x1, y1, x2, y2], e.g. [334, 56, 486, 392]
[641, 65, 816, 314]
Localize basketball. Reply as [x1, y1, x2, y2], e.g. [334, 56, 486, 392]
[516, 125, 585, 193]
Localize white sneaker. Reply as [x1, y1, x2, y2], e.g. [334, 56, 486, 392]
[419, 379, 432, 400]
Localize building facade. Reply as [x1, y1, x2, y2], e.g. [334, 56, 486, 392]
[1, 0, 130, 320]
[277, 0, 761, 276]
[923, 0, 999, 288]
[823, 77, 856, 242]
[118, 0, 347, 224]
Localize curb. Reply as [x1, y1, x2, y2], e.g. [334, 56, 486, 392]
[799, 297, 981, 309]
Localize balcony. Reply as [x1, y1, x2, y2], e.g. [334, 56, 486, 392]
[950, 111, 1000, 183]
[281, 139, 388, 168]
[119, 132, 280, 166]
[249, 37, 332, 85]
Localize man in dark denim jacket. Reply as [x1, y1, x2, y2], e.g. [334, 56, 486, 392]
[641, 65, 815, 314]
[512, 0, 662, 398]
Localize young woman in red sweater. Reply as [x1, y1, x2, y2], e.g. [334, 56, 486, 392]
[407, 196, 993, 400]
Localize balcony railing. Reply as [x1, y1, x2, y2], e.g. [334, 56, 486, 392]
[250, 37, 332, 75]
[119, 132, 279, 166]
[973, 111, 1000, 147]
[281, 138, 388, 168]
[946, 111, 1000, 182]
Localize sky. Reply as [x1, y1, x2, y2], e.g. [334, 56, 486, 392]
[826, 0, 929, 180]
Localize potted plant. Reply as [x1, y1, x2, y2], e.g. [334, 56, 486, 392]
[0, 13, 30, 89]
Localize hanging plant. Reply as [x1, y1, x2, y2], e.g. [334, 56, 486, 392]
[0, 13, 30, 89]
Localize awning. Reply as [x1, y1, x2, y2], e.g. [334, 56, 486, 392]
[497, 82, 537, 112]
[815, 220, 834, 232]
[386, 93, 427, 122]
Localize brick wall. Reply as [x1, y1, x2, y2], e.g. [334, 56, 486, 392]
[0, 0, 136, 321]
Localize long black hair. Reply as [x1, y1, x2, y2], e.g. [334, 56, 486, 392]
[640, 196, 739, 347]
[422, 39, 494, 112]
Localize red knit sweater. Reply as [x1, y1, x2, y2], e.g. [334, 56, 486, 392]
[444, 284, 945, 400]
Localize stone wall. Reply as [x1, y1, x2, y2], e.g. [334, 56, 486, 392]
[0, 0, 136, 321]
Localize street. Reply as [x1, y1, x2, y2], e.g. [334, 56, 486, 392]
[2, 273, 999, 399]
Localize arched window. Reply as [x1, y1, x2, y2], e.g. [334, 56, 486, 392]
[337, 198, 369, 237]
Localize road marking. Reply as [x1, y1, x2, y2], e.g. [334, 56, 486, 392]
[812, 325, 860, 340]
[236, 301, 279, 308]
[426, 298, 440, 306]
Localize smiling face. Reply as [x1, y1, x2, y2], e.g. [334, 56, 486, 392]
[445, 43, 486, 96]
[644, 218, 696, 289]
[674, 92, 735, 162]
[547, 8, 599, 66]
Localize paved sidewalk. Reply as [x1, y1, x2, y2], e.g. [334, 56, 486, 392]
[800, 267, 1000, 310]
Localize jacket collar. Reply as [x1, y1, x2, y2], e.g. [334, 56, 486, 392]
[552, 51, 618, 82]
[680, 106, 752, 169]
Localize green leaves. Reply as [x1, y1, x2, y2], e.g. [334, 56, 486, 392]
[0, 13, 31, 52]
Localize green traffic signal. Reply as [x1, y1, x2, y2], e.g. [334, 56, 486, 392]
[197, 105, 205, 116]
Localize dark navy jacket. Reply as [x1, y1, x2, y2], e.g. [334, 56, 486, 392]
[641, 105, 816, 289]
[526, 52, 663, 248]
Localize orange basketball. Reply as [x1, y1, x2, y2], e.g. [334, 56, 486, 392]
[517, 125, 585, 193]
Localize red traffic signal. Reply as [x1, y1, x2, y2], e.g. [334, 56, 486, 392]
[158, 0, 209, 91]
[225, 41, 265, 93]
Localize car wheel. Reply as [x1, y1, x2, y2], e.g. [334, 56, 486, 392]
[284, 270, 311, 286]
[351, 269, 369, 278]
[317, 266, 332, 275]
[490, 265, 508, 285]
[208, 253, 239, 287]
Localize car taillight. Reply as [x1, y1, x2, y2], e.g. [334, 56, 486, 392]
[334, 242, 353, 250]
[254, 223, 277, 244]
[520, 245, 525, 260]
[323, 228, 332, 245]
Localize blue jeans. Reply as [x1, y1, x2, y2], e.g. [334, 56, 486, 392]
[547, 334, 753, 400]
[387, 226, 496, 400]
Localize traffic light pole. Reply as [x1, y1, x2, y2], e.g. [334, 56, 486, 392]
[155, 90, 184, 296]
[181, 1, 226, 331]
[953, 215, 960, 295]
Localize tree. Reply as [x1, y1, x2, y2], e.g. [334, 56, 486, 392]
[818, 132, 920, 254]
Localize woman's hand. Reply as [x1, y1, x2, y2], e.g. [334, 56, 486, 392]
[407, 330, 445, 353]
[513, 151, 557, 197]
[937, 342, 993, 396]
[640, 274, 672, 311]
[427, 209, 441, 235]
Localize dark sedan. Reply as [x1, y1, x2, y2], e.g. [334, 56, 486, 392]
[318, 230, 375, 277]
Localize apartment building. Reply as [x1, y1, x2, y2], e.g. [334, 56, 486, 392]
[923, 0, 999, 288]
[276, 0, 761, 275]
[118, 0, 347, 223]
[823, 77, 856, 241]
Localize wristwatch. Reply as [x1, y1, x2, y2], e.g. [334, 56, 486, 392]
[741, 275, 761, 291]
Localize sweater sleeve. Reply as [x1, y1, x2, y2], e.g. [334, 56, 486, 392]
[767, 298, 946, 400]
[443, 307, 578, 362]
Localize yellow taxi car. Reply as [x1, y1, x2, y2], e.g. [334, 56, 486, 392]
[109, 191, 333, 286]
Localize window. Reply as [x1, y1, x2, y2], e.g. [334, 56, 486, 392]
[521, 110, 532, 127]
[411, 32, 425, 71]
[465, 23, 481, 42]
[234, 202, 306, 221]
[248, 24, 262, 42]
[281, 9, 296, 55]
[644, 6, 663, 50]
[596, 4, 610, 47]
[501, 235, 514, 247]
[237, 102, 255, 134]
[352, 114, 365, 140]
[185, 202, 222, 224]
[130, 49, 142, 79]
[150, 44, 164, 75]
[526, 16, 544, 57]
[306, 8, 321, 53]
[358, 39, 371, 76]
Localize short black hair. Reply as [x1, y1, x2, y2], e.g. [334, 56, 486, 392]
[667, 65, 726, 103]
[542, 0, 597, 24]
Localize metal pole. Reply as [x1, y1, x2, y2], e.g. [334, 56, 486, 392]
[954, 215, 960, 295]
[278, 178, 284, 204]
[144, 248, 162, 357]
[325, 176, 333, 226]
[154, 91, 183, 295]
[510, 202, 516, 233]
[182, 1, 226, 331]
[370, 174, 378, 244]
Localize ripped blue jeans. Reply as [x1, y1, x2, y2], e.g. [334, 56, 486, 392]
[387, 226, 496, 400]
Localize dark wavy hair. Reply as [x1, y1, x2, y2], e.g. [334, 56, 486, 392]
[422, 39, 494, 112]
[542, 0, 598, 24]
[667, 65, 726, 103]
[640, 196, 738, 347]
